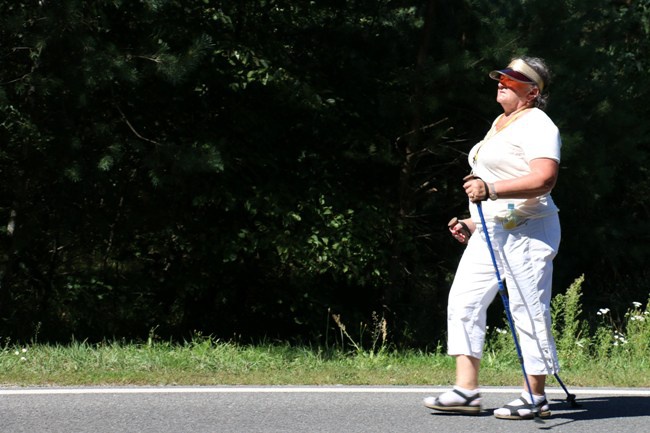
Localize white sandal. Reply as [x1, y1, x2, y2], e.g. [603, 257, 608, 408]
[494, 396, 551, 420]
[423, 389, 481, 414]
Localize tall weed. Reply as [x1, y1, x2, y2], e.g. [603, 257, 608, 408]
[551, 275, 590, 365]
[625, 298, 650, 359]
[329, 310, 388, 357]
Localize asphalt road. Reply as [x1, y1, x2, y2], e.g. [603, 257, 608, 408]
[2, 386, 649, 433]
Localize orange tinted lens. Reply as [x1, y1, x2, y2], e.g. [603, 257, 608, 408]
[499, 75, 530, 92]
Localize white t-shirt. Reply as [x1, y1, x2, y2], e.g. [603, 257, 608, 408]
[467, 107, 561, 222]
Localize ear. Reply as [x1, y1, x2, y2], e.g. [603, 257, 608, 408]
[527, 87, 540, 103]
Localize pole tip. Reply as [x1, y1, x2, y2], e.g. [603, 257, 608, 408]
[567, 394, 580, 408]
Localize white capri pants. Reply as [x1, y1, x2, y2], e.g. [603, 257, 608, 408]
[447, 213, 561, 375]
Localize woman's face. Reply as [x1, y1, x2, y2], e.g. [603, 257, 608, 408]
[496, 75, 535, 111]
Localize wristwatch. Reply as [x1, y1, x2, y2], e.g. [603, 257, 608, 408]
[488, 183, 498, 200]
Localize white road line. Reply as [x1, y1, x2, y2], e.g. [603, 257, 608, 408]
[0, 386, 649, 396]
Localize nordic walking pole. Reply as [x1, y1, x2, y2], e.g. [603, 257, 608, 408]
[475, 201, 540, 418]
[554, 371, 580, 407]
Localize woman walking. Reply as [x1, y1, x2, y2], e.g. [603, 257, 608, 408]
[424, 56, 562, 420]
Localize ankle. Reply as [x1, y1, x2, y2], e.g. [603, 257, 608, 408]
[521, 392, 546, 405]
[454, 385, 479, 395]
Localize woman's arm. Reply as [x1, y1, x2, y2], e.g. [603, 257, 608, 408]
[464, 158, 559, 202]
[491, 158, 559, 199]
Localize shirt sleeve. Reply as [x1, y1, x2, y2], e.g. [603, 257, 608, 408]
[522, 111, 561, 163]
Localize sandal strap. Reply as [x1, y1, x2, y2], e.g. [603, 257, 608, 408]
[452, 388, 480, 405]
[502, 397, 534, 415]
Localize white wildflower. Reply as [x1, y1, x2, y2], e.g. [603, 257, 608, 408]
[597, 308, 610, 316]
[633, 301, 642, 308]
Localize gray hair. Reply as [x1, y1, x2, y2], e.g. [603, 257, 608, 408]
[518, 56, 551, 110]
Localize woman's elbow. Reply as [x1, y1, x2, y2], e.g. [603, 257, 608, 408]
[540, 175, 558, 194]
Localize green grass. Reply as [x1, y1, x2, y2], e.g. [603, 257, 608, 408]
[0, 276, 648, 388]
[0, 338, 648, 388]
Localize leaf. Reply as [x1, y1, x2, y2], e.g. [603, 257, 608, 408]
[98, 155, 114, 171]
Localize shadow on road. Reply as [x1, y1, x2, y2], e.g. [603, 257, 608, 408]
[530, 396, 650, 430]
[549, 396, 649, 419]
[429, 396, 649, 423]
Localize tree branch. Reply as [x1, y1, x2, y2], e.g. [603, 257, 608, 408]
[117, 107, 162, 146]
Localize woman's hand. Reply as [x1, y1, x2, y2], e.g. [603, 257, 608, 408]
[463, 175, 489, 203]
[448, 217, 475, 244]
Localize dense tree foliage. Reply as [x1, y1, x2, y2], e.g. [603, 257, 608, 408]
[0, 0, 648, 345]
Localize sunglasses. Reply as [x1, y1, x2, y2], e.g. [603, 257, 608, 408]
[498, 75, 534, 93]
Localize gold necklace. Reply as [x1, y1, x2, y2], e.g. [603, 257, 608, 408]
[488, 107, 531, 138]
[473, 107, 531, 165]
